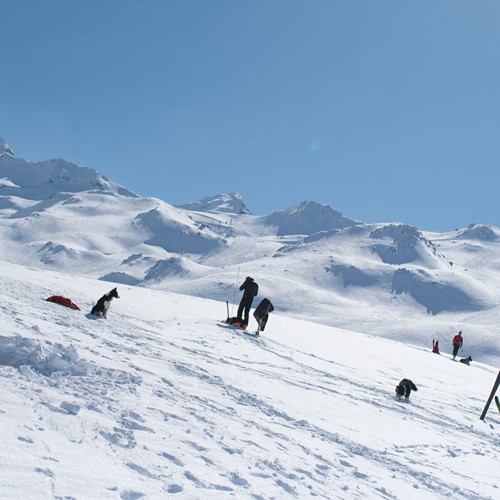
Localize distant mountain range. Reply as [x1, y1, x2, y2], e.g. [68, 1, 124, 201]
[1, 137, 499, 364]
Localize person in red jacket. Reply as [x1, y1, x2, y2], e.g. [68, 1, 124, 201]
[432, 339, 440, 354]
[452, 331, 463, 360]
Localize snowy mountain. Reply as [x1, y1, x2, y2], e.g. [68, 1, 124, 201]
[1, 139, 500, 498]
[0, 149, 137, 205]
[262, 200, 360, 236]
[0, 139, 500, 368]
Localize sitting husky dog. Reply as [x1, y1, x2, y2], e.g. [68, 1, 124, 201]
[459, 355, 472, 365]
[91, 287, 119, 319]
[395, 379, 418, 400]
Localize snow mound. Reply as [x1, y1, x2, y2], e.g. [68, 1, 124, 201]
[135, 206, 226, 254]
[177, 192, 251, 215]
[99, 272, 141, 286]
[121, 253, 150, 266]
[370, 224, 445, 267]
[0, 195, 32, 217]
[456, 224, 499, 241]
[274, 225, 367, 256]
[144, 257, 191, 282]
[0, 335, 93, 376]
[391, 268, 480, 314]
[38, 241, 79, 266]
[119, 254, 156, 274]
[263, 201, 359, 236]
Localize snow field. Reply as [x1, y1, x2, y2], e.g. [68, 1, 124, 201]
[0, 261, 499, 498]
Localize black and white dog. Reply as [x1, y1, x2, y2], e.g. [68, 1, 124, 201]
[91, 287, 119, 319]
[395, 379, 418, 400]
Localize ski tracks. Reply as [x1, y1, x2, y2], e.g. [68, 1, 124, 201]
[1, 271, 498, 498]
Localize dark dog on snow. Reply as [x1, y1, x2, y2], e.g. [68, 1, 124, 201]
[459, 355, 472, 366]
[91, 287, 119, 319]
[395, 379, 418, 400]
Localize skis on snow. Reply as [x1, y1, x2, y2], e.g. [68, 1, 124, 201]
[217, 321, 260, 337]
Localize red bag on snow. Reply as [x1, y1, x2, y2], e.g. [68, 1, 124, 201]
[46, 295, 81, 311]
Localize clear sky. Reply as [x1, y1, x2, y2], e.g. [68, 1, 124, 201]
[1, 0, 499, 231]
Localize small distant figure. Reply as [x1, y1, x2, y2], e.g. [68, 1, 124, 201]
[395, 379, 418, 400]
[253, 298, 274, 334]
[91, 287, 120, 319]
[432, 339, 440, 354]
[236, 276, 258, 327]
[452, 331, 464, 360]
[459, 355, 472, 366]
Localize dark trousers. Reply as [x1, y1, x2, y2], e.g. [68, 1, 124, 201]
[452, 344, 461, 359]
[254, 312, 269, 331]
[237, 298, 253, 324]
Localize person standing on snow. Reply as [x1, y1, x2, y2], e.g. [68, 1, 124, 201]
[253, 298, 274, 333]
[452, 331, 464, 360]
[432, 339, 440, 354]
[237, 276, 258, 327]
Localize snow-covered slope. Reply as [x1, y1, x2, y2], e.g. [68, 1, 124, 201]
[1, 139, 500, 367]
[0, 261, 499, 499]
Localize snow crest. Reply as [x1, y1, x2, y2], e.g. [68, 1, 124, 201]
[0, 155, 137, 201]
[456, 224, 498, 241]
[177, 192, 251, 215]
[263, 201, 359, 236]
[370, 224, 445, 267]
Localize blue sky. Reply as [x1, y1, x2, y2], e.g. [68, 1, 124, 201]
[1, 1, 499, 231]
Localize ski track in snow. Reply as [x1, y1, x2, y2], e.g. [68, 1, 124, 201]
[0, 270, 499, 499]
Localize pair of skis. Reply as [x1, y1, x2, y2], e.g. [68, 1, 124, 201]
[217, 321, 260, 337]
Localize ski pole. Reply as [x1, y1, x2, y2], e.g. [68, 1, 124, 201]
[231, 265, 240, 317]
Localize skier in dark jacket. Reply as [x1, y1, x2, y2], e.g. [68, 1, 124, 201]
[237, 276, 258, 326]
[253, 298, 274, 333]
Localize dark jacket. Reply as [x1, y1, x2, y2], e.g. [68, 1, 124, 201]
[239, 278, 258, 301]
[254, 298, 274, 318]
